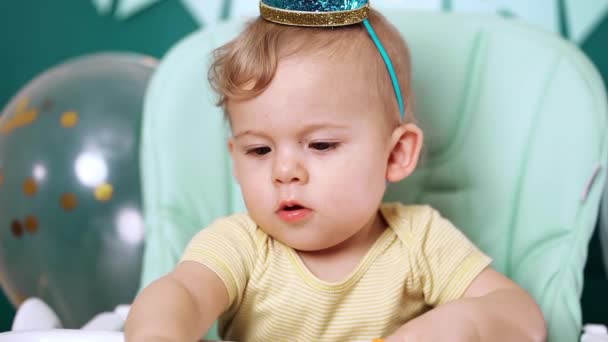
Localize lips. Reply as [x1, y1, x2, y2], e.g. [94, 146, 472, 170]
[276, 200, 312, 222]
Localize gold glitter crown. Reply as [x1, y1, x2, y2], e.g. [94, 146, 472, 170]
[259, 0, 370, 27]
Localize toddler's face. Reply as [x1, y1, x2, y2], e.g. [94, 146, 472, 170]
[228, 55, 393, 251]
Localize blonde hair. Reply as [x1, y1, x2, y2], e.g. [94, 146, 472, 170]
[208, 8, 415, 122]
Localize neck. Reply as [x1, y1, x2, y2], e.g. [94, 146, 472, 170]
[295, 209, 388, 283]
[298, 209, 387, 259]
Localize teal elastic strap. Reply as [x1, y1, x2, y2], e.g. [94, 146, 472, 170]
[362, 18, 405, 120]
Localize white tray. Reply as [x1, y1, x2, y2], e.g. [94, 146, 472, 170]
[0, 330, 124, 342]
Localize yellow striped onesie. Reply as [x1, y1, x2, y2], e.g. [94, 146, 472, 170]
[181, 203, 491, 341]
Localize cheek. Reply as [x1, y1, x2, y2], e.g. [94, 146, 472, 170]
[335, 144, 387, 182]
[240, 177, 272, 217]
[233, 160, 267, 194]
[315, 149, 387, 205]
[240, 170, 266, 193]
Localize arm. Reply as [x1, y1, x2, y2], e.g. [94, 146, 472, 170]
[124, 261, 228, 342]
[386, 267, 547, 342]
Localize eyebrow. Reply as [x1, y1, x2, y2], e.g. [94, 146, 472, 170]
[232, 130, 268, 139]
[232, 123, 350, 139]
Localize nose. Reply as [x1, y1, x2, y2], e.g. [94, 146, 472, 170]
[272, 151, 309, 185]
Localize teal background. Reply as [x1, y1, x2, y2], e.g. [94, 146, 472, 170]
[1, 0, 607, 332]
[0, 0, 197, 330]
[580, 11, 608, 327]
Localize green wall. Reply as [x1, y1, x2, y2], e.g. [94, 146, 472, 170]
[1, 0, 607, 332]
[0, 0, 198, 107]
[580, 15, 608, 326]
[583, 14, 608, 92]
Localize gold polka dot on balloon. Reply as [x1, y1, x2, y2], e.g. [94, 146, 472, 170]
[95, 183, 113, 202]
[22, 177, 37, 197]
[24, 215, 39, 234]
[60, 193, 78, 211]
[11, 220, 23, 238]
[60, 111, 79, 128]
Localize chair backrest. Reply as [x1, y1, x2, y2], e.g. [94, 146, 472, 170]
[139, 11, 608, 342]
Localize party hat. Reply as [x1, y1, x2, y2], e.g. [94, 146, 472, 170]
[259, 0, 405, 119]
[260, 0, 370, 27]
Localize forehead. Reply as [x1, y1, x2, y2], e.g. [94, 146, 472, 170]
[228, 55, 384, 132]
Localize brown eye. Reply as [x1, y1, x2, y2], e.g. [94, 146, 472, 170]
[309, 142, 338, 151]
[247, 146, 271, 155]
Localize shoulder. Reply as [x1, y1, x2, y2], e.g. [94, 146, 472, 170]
[381, 203, 453, 243]
[188, 213, 263, 243]
[203, 212, 260, 234]
[211, 212, 258, 231]
[381, 202, 441, 228]
[182, 212, 269, 271]
[191, 212, 269, 248]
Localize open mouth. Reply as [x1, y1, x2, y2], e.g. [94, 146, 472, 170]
[283, 204, 304, 211]
[277, 201, 311, 222]
[278, 200, 306, 211]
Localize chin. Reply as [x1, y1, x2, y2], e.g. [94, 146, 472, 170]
[290, 243, 329, 252]
[284, 235, 346, 252]
[277, 238, 316, 251]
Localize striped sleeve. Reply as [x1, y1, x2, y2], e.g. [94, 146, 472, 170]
[180, 213, 258, 311]
[411, 206, 492, 306]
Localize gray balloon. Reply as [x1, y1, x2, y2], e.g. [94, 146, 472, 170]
[0, 53, 156, 328]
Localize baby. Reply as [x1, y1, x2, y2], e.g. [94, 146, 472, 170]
[125, 3, 546, 342]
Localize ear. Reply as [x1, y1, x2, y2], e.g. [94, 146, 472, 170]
[386, 123, 424, 183]
[227, 138, 240, 182]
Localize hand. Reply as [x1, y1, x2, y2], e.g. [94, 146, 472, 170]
[381, 306, 480, 342]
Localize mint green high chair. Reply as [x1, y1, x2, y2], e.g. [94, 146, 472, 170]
[139, 10, 608, 342]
